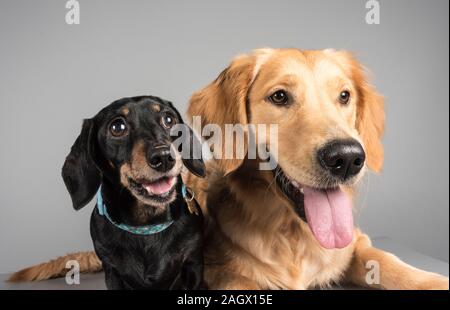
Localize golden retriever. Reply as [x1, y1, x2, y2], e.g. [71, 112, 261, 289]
[9, 48, 449, 290]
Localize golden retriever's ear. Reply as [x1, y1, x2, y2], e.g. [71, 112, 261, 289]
[188, 54, 256, 175]
[346, 54, 385, 173]
[357, 82, 385, 173]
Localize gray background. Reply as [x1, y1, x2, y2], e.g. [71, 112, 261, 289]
[0, 0, 448, 274]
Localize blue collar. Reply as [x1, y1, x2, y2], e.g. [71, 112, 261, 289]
[96, 185, 188, 235]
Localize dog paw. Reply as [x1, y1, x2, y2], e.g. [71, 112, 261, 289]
[416, 274, 449, 290]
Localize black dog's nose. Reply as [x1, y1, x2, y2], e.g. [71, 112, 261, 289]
[317, 139, 365, 180]
[148, 145, 175, 172]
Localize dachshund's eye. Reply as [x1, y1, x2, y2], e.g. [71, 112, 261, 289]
[109, 118, 128, 137]
[268, 90, 289, 105]
[161, 114, 176, 129]
[338, 90, 351, 105]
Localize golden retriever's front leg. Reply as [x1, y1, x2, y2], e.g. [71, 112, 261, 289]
[217, 274, 262, 290]
[345, 234, 449, 290]
[204, 265, 262, 290]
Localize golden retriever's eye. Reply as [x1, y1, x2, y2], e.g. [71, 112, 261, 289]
[109, 117, 128, 137]
[161, 114, 177, 129]
[339, 90, 351, 105]
[268, 90, 289, 105]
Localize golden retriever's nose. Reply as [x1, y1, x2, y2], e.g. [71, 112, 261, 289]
[318, 139, 365, 180]
[148, 145, 175, 172]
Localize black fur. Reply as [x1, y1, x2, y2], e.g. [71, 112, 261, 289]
[62, 96, 205, 289]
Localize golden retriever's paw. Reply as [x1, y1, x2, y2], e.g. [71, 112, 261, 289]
[415, 274, 449, 290]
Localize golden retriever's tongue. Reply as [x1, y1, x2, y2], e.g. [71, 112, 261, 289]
[303, 186, 353, 249]
[143, 177, 174, 195]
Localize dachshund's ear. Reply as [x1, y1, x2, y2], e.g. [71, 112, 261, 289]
[167, 102, 206, 178]
[339, 52, 385, 173]
[62, 119, 101, 210]
[187, 49, 273, 175]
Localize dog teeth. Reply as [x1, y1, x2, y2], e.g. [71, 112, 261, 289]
[300, 187, 304, 194]
[291, 180, 299, 188]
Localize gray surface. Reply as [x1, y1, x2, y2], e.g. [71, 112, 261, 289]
[0, 0, 448, 274]
[0, 237, 447, 290]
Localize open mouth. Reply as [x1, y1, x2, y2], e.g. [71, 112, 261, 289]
[274, 166, 354, 249]
[129, 176, 177, 204]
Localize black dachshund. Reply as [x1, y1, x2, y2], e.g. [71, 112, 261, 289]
[61, 96, 206, 289]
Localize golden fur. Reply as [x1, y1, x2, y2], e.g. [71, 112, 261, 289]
[9, 48, 449, 289]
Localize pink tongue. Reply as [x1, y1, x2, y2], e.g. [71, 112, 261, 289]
[303, 186, 353, 249]
[143, 177, 174, 195]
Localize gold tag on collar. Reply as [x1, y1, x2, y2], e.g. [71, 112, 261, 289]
[184, 187, 200, 216]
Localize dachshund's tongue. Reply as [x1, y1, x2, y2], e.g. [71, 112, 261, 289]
[143, 177, 175, 195]
[303, 186, 353, 249]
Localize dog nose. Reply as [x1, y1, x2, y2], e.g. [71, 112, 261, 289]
[317, 139, 365, 180]
[148, 145, 175, 172]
